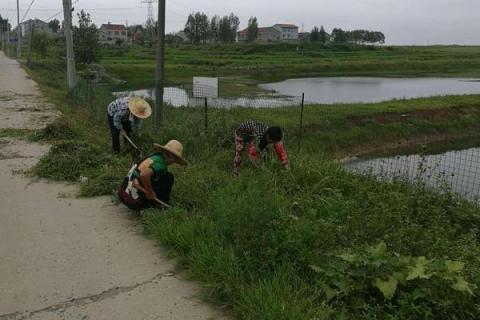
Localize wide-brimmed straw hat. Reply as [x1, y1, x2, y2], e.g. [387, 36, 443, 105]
[128, 96, 152, 119]
[154, 140, 188, 166]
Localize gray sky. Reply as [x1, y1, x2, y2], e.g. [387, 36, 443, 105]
[2, 0, 479, 45]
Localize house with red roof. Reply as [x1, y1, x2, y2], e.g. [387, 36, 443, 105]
[99, 22, 128, 45]
[237, 23, 298, 43]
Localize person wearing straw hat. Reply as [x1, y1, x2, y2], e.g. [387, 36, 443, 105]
[117, 140, 187, 211]
[107, 96, 152, 154]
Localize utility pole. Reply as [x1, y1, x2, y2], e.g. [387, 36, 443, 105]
[16, 0, 21, 58]
[1, 20, 4, 52]
[63, 0, 77, 89]
[154, 0, 165, 126]
[7, 24, 10, 56]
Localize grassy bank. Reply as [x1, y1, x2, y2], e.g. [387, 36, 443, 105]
[101, 44, 480, 93]
[6, 49, 480, 319]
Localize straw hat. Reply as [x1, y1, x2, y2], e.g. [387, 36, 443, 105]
[154, 140, 188, 166]
[128, 96, 152, 119]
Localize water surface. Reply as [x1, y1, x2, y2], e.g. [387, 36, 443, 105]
[260, 77, 480, 104]
[346, 147, 480, 201]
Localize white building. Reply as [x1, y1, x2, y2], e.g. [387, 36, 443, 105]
[272, 24, 299, 41]
[99, 23, 128, 45]
[15, 19, 52, 38]
[237, 23, 299, 43]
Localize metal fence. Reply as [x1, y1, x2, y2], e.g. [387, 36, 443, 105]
[81, 80, 480, 204]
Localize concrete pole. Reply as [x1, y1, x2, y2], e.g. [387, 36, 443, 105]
[63, 0, 77, 89]
[154, 0, 165, 126]
[27, 20, 34, 67]
[16, 0, 21, 58]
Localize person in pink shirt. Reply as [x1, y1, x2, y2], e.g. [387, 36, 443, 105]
[233, 120, 289, 175]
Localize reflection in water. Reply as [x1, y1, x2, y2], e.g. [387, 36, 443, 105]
[260, 77, 480, 104]
[114, 88, 300, 108]
[346, 147, 480, 202]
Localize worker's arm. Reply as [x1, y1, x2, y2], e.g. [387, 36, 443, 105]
[274, 141, 289, 169]
[139, 168, 156, 201]
[113, 113, 124, 131]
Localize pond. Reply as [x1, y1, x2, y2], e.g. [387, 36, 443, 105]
[114, 88, 301, 108]
[260, 77, 480, 104]
[345, 146, 480, 201]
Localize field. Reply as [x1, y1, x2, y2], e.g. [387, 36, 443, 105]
[5, 43, 480, 319]
[101, 44, 480, 95]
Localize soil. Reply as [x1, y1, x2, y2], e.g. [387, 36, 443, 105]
[347, 105, 480, 127]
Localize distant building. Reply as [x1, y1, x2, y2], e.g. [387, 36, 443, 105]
[298, 32, 311, 42]
[272, 24, 299, 41]
[175, 31, 190, 43]
[237, 24, 298, 43]
[99, 22, 128, 45]
[13, 19, 52, 38]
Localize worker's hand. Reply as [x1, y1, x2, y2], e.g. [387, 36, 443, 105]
[145, 190, 157, 201]
[120, 130, 127, 138]
[284, 164, 290, 170]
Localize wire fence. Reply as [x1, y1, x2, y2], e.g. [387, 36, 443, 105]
[76, 79, 480, 204]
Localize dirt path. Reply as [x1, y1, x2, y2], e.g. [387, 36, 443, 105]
[0, 51, 226, 320]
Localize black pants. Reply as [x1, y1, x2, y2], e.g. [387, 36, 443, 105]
[118, 172, 175, 211]
[108, 114, 132, 153]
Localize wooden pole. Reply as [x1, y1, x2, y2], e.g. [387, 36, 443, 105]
[299, 92, 305, 150]
[154, 0, 166, 127]
[204, 97, 208, 135]
[63, 0, 77, 89]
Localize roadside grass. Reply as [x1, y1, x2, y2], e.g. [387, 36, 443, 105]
[8, 45, 480, 319]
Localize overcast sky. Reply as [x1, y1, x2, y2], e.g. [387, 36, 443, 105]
[2, 0, 479, 45]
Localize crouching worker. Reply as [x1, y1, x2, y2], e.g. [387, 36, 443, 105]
[117, 140, 187, 211]
[107, 96, 152, 154]
[233, 120, 289, 175]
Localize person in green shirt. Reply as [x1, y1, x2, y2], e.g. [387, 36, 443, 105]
[118, 140, 187, 211]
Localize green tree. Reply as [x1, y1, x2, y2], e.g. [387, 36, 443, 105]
[247, 16, 258, 42]
[228, 13, 240, 42]
[48, 19, 60, 33]
[331, 28, 347, 43]
[310, 26, 320, 42]
[32, 31, 49, 58]
[72, 10, 100, 64]
[209, 15, 219, 42]
[218, 13, 240, 43]
[184, 12, 209, 44]
[319, 26, 329, 44]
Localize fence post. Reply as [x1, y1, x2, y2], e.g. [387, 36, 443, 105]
[204, 97, 208, 135]
[299, 93, 305, 150]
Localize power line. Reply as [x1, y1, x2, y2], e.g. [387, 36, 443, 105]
[46, 0, 80, 21]
[21, 0, 37, 22]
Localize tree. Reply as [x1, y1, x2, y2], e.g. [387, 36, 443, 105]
[217, 13, 240, 43]
[32, 31, 49, 58]
[310, 26, 320, 42]
[247, 16, 258, 42]
[72, 10, 100, 64]
[319, 26, 329, 44]
[209, 15, 219, 42]
[228, 13, 240, 42]
[184, 12, 209, 44]
[218, 16, 231, 43]
[48, 19, 60, 33]
[195, 12, 209, 43]
[331, 28, 347, 43]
